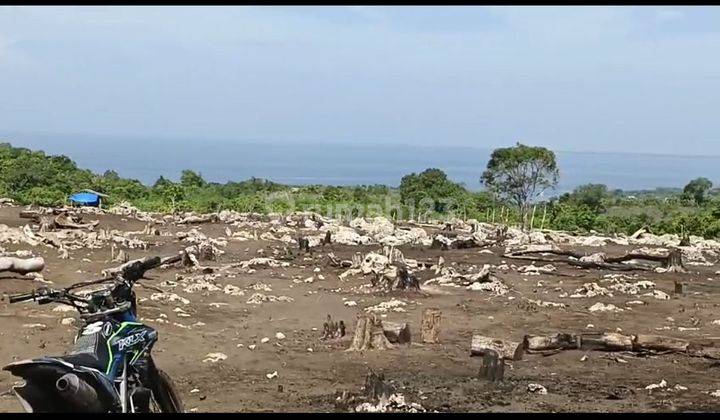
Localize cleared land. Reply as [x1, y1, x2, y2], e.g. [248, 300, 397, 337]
[1, 204, 720, 412]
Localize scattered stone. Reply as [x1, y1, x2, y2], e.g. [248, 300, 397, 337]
[589, 303, 623, 313]
[202, 353, 227, 363]
[527, 383, 548, 395]
[365, 299, 408, 313]
[645, 379, 667, 391]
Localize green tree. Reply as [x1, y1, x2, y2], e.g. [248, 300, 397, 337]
[153, 176, 172, 189]
[158, 182, 185, 212]
[481, 143, 559, 229]
[564, 183, 608, 212]
[103, 170, 121, 181]
[399, 168, 468, 214]
[682, 177, 713, 205]
[180, 170, 206, 188]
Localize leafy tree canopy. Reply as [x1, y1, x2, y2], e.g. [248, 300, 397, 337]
[683, 177, 713, 205]
[399, 168, 468, 213]
[180, 170, 206, 188]
[481, 143, 559, 228]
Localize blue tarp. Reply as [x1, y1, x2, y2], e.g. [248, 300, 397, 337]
[69, 192, 100, 207]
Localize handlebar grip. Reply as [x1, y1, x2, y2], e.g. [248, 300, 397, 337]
[8, 291, 36, 304]
[139, 256, 161, 270]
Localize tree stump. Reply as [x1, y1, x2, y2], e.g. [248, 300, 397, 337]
[479, 350, 504, 382]
[38, 216, 55, 233]
[674, 280, 687, 295]
[198, 241, 216, 261]
[421, 309, 442, 343]
[382, 322, 411, 344]
[113, 249, 129, 264]
[347, 314, 394, 351]
[679, 233, 690, 247]
[298, 237, 311, 254]
[664, 248, 685, 273]
[364, 370, 395, 400]
[352, 253, 363, 268]
[321, 315, 346, 340]
[323, 231, 332, 246]
[393, 263, 420, 290]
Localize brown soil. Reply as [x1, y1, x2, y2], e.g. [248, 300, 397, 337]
[1, 207, 720, 412]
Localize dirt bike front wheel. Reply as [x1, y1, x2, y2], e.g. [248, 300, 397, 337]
[151, 369, 185, 413]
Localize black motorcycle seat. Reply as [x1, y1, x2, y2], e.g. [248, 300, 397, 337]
[56, 353, 106, 373]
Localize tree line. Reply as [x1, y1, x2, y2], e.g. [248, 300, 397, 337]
[0, 141, 717, 238]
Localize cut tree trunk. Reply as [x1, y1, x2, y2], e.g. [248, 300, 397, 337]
[470, 335, 524, 361]
[382, 322, 411, 344]
[421, 309, 442, 343]
[579, 332, 633, 351]
[633, 334, 689, 353]
[347, 314, 394, 351]
[0, 257, 45, 275]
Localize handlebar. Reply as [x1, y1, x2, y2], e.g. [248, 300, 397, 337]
[8, 291, 37, 304]
[7, 254, 166, 314]
[118, 256, 162, 284]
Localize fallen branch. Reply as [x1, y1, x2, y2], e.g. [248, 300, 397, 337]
[503, 245, 683, 272]
[580, 332, 634, 351]
[633, 334, 689, 353]
[176, 214, 219, 224]
[518, 331, 696, 357]
[524, 333, 579, 352]
[54, 213, 99, 230]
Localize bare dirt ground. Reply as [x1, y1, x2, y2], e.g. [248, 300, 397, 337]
[1, 206, 720, 412]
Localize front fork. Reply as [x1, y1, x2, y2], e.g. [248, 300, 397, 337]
[116, 353, 154, 413]
[118, 356, 129, 413]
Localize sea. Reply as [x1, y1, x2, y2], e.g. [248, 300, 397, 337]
[5, 133, 720, 195]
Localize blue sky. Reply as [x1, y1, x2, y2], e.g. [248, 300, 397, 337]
[0, 6, 719, 155]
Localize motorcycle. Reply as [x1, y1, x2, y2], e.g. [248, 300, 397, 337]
[3, 256, 184, 413]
